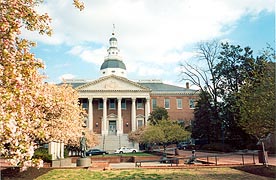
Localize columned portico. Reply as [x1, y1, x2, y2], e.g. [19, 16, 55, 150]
[82, 95, 150, 135]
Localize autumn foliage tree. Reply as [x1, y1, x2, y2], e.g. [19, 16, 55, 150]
[42, 83, 98, 147]
[0, 0, 92, 168]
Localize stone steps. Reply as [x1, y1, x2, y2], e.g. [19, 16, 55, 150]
[93, 134, 139, 153]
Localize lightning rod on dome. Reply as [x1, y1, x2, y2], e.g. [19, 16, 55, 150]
[112, 24, 115, 35]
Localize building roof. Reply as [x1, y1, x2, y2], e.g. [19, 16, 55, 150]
[138, 82, 197, 94]
[59, 79, 89, 88]
[61, 78, 197, 95]
[100, 59, 126, 70]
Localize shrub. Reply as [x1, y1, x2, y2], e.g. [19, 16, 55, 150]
[33, 148, 52, 162]
[201, 143, 234, 152]
[246, 143, 259, 150]
[64, 148, 69, 158]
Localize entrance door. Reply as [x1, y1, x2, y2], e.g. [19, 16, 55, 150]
[109, 121, 117, 135]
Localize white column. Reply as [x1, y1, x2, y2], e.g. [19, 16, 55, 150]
[145, 97, 150, 125]
[131, 97, 136, 131]
[48, 141, 56, 160]
[60, 142, 64, 159]
[56, 141, 60, 159]
[102, 97, 108, 135]
[88, 97, 93, 131]
[117, 97, 122, 135]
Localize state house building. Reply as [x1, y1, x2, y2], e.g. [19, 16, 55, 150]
[65, 33, 199, 151]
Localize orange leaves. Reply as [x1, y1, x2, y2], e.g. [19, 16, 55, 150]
[73, 0, 85, 11]
[41, 83, 89, 145]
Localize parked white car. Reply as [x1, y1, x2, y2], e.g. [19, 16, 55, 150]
[114, 147, 138, 154]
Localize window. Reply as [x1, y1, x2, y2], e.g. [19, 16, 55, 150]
[98, 99, 103, 109]
[121, 99, 126, 109]
[164, 98, 170, 109]
[109, 99, 116, 109]
[138, 120, 143, 128]
[177, 99, 182, 109]
[152, 98, 157, 109]
[137, 99, 143, 109]
[189, 99, 195, 109]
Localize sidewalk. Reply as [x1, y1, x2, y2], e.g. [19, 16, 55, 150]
[1, 150, 275, 170]
[175, 149, 276, 166]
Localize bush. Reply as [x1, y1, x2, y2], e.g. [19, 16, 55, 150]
[201, 143, 234, 152]
[246, 143, 259, 150]
[33, 148, 52, 162]
[64, 148, 69, 158]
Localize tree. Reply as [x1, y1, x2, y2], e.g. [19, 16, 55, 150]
[128, 126, 146, 144]
[141, 125, 165, 146]
[130, 120, 190, 152]
[147, 107, 169, 125]
[180, 41, 222, 142]
[180, 41, 221, 108]
[42, 83, 98, 147]
[215, 43, 258, 147]
[192, 90, 216, 143]
[0, 0, 85, 168]
[237, 58, 275, 140]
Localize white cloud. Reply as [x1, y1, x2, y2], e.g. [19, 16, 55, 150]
[68, 46, 106, 65]
[24, 0, 274, 47]
[58, 73, 76, 81]
[20, 0, 274, 81]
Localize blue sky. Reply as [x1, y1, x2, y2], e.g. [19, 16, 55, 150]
[25, 0, 274, 87]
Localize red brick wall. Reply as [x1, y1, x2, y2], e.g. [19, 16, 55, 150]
[92, 100, 102, 134]
[122, 99, 132, 134]
[151, 95, 198, 126]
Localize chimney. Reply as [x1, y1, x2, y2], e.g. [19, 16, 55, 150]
[186, 82, 189, 89]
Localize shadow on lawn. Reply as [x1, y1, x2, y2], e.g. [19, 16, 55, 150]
[232, 165, 276, 178]
[1, 167, 53, 180]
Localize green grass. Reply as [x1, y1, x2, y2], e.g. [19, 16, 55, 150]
[35, 167, 274, 180]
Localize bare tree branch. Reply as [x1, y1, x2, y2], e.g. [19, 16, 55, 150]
[179, 40, 221, 107]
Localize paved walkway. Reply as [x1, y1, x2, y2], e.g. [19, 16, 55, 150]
[167, 149, 276, 166]
[110, 149, 276, 169]
[1, 150, 275, 170]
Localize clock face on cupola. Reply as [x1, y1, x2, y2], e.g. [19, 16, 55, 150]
[100, 29, 127, 78]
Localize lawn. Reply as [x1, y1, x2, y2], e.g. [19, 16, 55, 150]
[36, 167, 275, 180]
[3, 166, 274, 180]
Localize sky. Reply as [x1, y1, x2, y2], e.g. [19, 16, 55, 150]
[23, 0, 275, 87]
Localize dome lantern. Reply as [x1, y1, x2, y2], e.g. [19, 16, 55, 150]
[100, 29, 127, 78]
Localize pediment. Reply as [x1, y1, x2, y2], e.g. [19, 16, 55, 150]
[136, 114, 145, 118]
[107, 113, 117, 118]
[76, 75, 150, 92]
